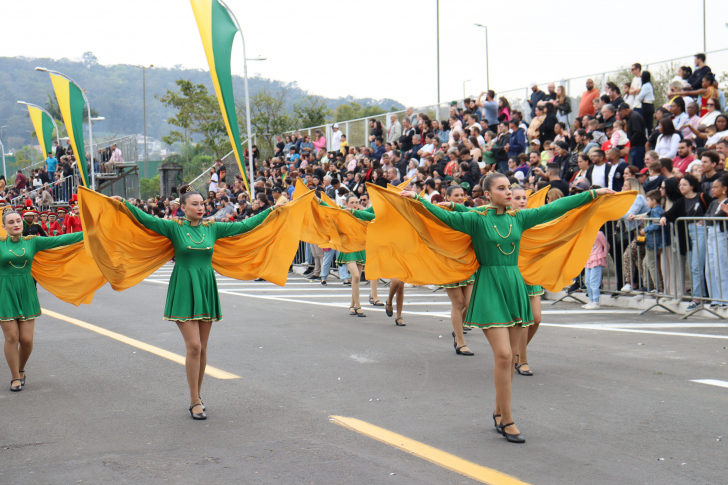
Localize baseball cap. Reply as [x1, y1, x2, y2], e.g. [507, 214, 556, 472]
[530, 82, 537, 88]
[530, 139, 541, 145]
[555, 141, 569, 150]
[332, 123, 339, 128]
[573, 178, 591, 192]
[638, 167, 649, 175]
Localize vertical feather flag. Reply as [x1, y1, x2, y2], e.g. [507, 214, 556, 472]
[26, 105, 55, 158]
[48, 73, 90, 187]
[190, 0, 251, 195]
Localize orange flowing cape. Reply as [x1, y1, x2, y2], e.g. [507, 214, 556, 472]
[364, 186, 635, 291]
[0, 206, 107, 306]
[291, 179, 370, 252]
[78, 187, 317, 289]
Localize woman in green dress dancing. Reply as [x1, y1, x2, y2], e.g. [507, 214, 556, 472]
[401, 174, 614, 443]
[110, 186, 278, 420]
[433, 185, 475, 356]
[0, 208, 84, 392]
[336, 194, 375, 317]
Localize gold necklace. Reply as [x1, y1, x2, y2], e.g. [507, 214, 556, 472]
[186, 246, 212, 251]
[496, 243, 515, 255]
[186, 232, 205, 245]
[493, 224, 513, 239]
[9, 260, 27, 269]
[9, 248, 26, 257]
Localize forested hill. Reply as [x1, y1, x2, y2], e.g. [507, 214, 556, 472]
[0, 56, 402, 150]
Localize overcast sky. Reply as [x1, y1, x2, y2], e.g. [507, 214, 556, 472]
[3, 0, 728, 107]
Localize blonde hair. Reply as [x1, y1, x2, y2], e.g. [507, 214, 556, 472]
[623, 177, 645, 195]
[547, 188, 564, 202]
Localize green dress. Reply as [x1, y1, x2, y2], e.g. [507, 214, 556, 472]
[125, 202, 271, 322]
[0, 232, 84, 321]
[335, 206, 375, 265]
[418, 190, 596, 329]
[434, 202, 476, 289]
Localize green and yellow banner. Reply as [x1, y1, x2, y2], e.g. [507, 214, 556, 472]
[49, 73, 90, 187]
[27, 105, 55, 158]
[190, 0, 250, 195]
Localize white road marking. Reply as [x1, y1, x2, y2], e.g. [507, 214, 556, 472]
[542, 323, 728, 339]
[690, 379, 728, 389]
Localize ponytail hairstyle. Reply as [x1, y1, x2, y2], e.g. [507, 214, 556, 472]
[2, 206, 20, 225]
[179, 184, 202, 206]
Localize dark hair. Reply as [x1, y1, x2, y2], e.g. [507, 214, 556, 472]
[671, 97, 685, 112]
[179, 184, 203, 205]
[659, 118, 676, 137]
[663, 178, 681, 202]
[702, 150, 720, 166]
[446, 184, 464, 196]
[659, 158, 674, 172]
[600, 94, 611, 104]
[679, 138, 693, 148]
[487, 90, 495, 99]
[683, 173, 701, 194]
[695, 53, 706, 62]
[483, 172, 508, 192]
[641, 71, 651, 84]
[646, 189, 661, 202]
[633, 63, 642, 71]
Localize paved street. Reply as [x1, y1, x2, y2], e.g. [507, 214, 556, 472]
[2, 264, 726, 484]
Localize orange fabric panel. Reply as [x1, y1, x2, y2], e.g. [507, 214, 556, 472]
[365, 185, 635, 290]
[526, 185, 550, 209]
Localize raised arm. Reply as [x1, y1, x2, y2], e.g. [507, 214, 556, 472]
[518, 190, 597, 230]
[404, 192, 476, 235]
[124, 200, 173, 238]
[214, 208, 272, 239]
[349, 207, 375, 221]
[34, 231, 84, 251]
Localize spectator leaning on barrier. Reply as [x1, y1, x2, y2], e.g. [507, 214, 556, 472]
[639, 189, 669, 292]
[579, 78, 600, 117]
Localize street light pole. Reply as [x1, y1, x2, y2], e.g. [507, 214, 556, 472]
[0, 139, 6, 179]
[34, 67, 96, 190]
[703, 0, 706, 52]
[436, 0, 440, 104]
[463, 80, 472, 99]
[135, 65, 154, 164]
[474, 24, 489, 91]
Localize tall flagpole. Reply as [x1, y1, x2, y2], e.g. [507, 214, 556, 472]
[217, 0, 255, 199]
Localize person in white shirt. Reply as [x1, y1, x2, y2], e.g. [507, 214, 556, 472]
[104, 143, 124, 173]
[330, 123, 343, 151]
[387, 113, 402, 143]
[636, 71, 656, 133]
[209, 166, 219, 192]
[628, 63, 643, 110]
[588, 150, 608, 188]
[654, 118, 681, 159]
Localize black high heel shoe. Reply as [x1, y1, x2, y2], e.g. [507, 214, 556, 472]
[19, 370, 25, 386]
[10, 379, 22, 392]
[456, 345, 474, 356]
[189, 403, 207, 420]
[199, 397, 206, 411]
[515, 363, 533, 376]
[492, 413, 501, 431]
[395, 317, 405, 326]
[497, 422, 525, 443]
[355, 307, 366, 317]
[385, 302, 393, 317]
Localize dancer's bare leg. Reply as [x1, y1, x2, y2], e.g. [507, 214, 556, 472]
[177, 320, 203, 408]
[485, 325, 524, 433]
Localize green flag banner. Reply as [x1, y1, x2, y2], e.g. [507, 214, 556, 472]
[27, 105, 55, 158]
[190, 0, 251, 195]
[49, 73, 90, 187]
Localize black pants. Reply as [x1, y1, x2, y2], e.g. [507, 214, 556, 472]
[641, 103, 655, 135]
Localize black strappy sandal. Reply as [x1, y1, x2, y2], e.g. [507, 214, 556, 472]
[515, 363, 533, 376]
[189, 403, 207, 420]
[492, 413, 501, 431]
[456, 345, 474, 356]
[19, 370, 25, 386]
[355, 307, 366, 318]
[369, 296, 384, 306]
[385, 302, 394, 317]
[199, 397, 206, 411]
[498, 422, 526, 443]
[395, 317, 406, 326]
[349, 306, 356, 316]
[10, 379, 22, 392]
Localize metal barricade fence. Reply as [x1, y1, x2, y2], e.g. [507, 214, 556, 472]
[676, 217, 728, 319]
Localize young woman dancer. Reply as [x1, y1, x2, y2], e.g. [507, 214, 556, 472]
[510, 185, 541, 376]
[85, 185, 299, 420]
[400, 174, 615, 443]
[435, 185, 475, 355]
[0, 207, 94, 391]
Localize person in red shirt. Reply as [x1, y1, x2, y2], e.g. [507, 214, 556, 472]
[56, 207, 68, 234]
[672, 139, 695, 174]
[65, 205, 83, 233]
[39, 211, 49, 233]
[46, 212, 64, 236]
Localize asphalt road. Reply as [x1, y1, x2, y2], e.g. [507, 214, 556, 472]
[1, 264, 726, 484]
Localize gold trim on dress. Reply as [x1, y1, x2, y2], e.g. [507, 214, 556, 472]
[186, 246, 213, 251]
[493, 224, 513, 239]
[496, 243, 515, 255]
[186, 232, 205, 244]
[9, 248, 26, 257]
[9, 260, 28, 269]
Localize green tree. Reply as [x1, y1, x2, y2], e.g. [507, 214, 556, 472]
[157, 80, 231, 159]
[333, 102, 387, 122]
[236, 88, 297, 157]
[140, 174, 161, 200]
[44, 91, 96, 125]
[293, 95, 330, 128]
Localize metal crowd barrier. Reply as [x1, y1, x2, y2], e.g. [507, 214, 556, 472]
[566, 216, 727, 320]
